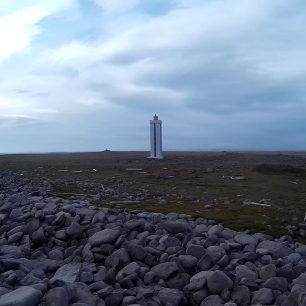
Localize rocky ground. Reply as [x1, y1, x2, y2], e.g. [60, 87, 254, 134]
[1, 175, 306, 305]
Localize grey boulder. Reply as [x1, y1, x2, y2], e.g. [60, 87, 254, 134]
[50, 263, 81, 284]
[151, 262, 179, 280]
[0, 286, 42, 306]
[44, 287, 69, 306]
[251, 288, 274, 305]
[207, 270, 233, 294]
[158, 288, 184, 306]
[88, 229, 120, 246]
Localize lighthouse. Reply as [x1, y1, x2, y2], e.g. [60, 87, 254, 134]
[149, 114, 163, 159]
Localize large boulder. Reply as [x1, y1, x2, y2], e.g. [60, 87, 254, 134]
[207, 270, 233, 294]
[256, 240, 292, 258]
[231, 286, 250, 306]
[151, 262, 179, 280]
[44, 287, 69, 306]
[251, 288, 274, 305]
[88, 229, 120, 246]
[0, 286, 42, 306]
[161, 221, 191, 234]
[50, 263, 81, 284]
[158, 288, 184, 306]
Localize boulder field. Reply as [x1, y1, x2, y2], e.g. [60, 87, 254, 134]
[0, 181, 306, 305]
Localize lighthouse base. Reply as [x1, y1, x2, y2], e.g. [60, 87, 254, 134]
[147, 155, 163, 159]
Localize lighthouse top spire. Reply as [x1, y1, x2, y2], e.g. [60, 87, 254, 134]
[153, 114, 159, 120]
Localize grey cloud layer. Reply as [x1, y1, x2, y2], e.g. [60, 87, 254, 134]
[0, 0, 306, 152]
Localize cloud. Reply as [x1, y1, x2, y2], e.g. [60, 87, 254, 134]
[1, 0, 306, 152]
[93, 0, 140, 15]
[0, 0, 76, 61]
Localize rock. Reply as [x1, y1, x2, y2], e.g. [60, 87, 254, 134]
[0, 286, 42, 306]
[192, 289, 209, 304]
[263, 276, 288, 292]
[105, 248, 130, 269]
[50, 263, 81, 284]
[88, 229, 120, 246]
[186, 244, 206, 259]
[52, 212, 66, 227]
[259, 264, 276, 280]
[167, 273, 190, 290]
[293, 273, 306, 286]
[160, 236, 181, 248]
[231, 286, 250, 306]
[124, 242, 146, 261]
[44, 287, 69, 306]
[158, 288, 184, 306]
[235, 265, 257, 281]
[178, 255, 197, 269]
[8, 232, 23, 243]
[117, 261, 140, 280]
[256, 240, 292, 258]
[161, 221, 191, 234]
[184, 271, 212, 291]
[201, 295, 223, 306]
[299, 292, 306, 306]
[151, 262, 179, 280]
[198, 254, 213, 270]
[32, 227, 45, 245]
[251, 288, 274, 305]
[296, 245, 306, 256]
[66, 222, 83, 238]
[207, 270, 233, 294]
[207, 246, 226, 263]
[234, 233, 257, 246]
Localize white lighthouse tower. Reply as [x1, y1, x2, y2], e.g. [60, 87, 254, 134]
[149, 114, 163, 159]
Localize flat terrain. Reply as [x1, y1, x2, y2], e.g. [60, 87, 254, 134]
[1, 151, 306, 238]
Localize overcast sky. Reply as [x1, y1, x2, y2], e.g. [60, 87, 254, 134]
[1, 0, 306, 153]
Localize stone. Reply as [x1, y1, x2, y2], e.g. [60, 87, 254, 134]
[263, 276, 288, 292]
[124, 242, 146, 261]
[117, 262, 140, 280]
[158, 288, 184, 306]
[251, 288, 274, 305]
[88, 229, 120, 246]
[66, 222, 83, 238]
[259, 264, 276, 280]
[151, 262, 179, 280]
[8, 232, 23, 243]
[161, 221, 191, 234]
[299, 292, 306, 306]
[234, 233, 257, 246]
[192, 289, 209, 304]
[293, 272, 306, 286]
[0, 286, 42, 306]
[207, 270, 233, 294]
[166, 273, 190, 290]
[231, 286, 250, 306]
[178, 255, 197, 269]
[201, 295, 223, 306]
[207, 246, 226, 263]
[44, 287, 69, 306]
[256, 240, 292, 258]
[235, 265, 257, 281]
[50, 263, 81, 284]
[198, 254, 213, 270]
[32, 227, 45, 245]
[186, 244, 206, 259]
[52, 212, 66, 227]
[105, 248, 130, 269]
[184, 271, 212, 291]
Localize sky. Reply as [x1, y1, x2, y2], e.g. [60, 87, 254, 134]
[1, 0, 306, 153]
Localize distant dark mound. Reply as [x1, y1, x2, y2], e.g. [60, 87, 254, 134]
[254, 163, 305, 175]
